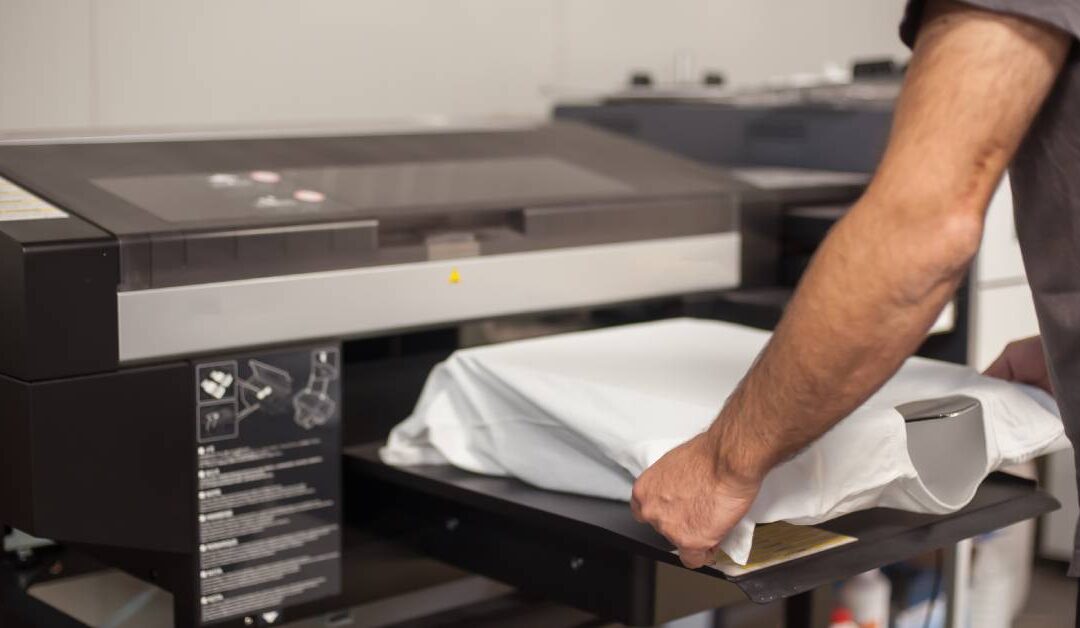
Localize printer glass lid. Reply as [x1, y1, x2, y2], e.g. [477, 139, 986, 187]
[93, 156, 633, 224]
[0, 124, 730, 239]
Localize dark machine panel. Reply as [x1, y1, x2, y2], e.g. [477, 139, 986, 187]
[0, 362, 193, 551]
[0, 343, 343, 627]
[0, 209, 118, 381]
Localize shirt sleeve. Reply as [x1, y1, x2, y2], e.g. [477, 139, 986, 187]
[900, 0, 1080, 49]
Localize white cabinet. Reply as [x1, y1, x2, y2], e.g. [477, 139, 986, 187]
[970, 283, 1039, 370]
[975, 176, 1027, 287]
[970, 176, 1037, 370]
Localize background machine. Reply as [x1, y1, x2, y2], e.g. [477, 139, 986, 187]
[554, 67, 973, 365]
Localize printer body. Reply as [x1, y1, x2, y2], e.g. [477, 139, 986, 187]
[0, 120, 956, 626]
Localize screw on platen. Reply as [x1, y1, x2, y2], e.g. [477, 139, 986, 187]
[570, 557, 584, 571]
[445, 518, 460, 532]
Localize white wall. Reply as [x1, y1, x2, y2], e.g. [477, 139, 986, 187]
[0, 0, 908, 133]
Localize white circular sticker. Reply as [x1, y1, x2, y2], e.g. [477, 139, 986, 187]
[209, 173, 243, 188]
[294, 189, 325, 203]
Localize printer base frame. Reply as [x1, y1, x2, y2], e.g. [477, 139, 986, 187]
[347, 442, 1059, 627]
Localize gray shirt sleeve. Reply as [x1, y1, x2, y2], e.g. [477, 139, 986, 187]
[901, 0, 1080, 48]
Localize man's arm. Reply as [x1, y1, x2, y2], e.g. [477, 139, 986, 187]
[632, 0, 1070, 569]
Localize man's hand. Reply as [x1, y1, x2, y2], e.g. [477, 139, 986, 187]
[631, 432, 761, 569]
[985, 336, 1054, 395]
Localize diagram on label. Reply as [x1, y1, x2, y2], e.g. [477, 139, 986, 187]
[293, 349, 340, 430]
[196, 349, 339, 443]
[200, 368, 234, 400]
[199, 403, 238, 442]
[197, 362, 240, 443]
[238, 360, 294, 420]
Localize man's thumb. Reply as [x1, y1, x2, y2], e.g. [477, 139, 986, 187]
[983, 353, 1014, 381]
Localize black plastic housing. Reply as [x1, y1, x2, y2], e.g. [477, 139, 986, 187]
[0, 214, 118, 380]
[0, 362, 194, 553]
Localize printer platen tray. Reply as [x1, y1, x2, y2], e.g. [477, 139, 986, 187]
[346, 443, 1058, 625]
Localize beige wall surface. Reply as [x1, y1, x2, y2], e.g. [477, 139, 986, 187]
[0, 0, 908, 133]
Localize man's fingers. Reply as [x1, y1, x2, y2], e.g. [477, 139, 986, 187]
[677, 546, 714, 570]
[630, 496, 645, 523]
[983, 352, 1013, 380]
[708, 544, 722, 563]
[666, 530, 722, 569]
[983, 338, 1054, 395]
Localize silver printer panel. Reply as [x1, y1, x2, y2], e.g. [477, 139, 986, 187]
[118, 232, 740, 363]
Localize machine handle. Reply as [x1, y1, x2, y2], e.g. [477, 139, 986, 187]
[896, 395, 981, 423]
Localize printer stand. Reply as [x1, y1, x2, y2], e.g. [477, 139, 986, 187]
[347, 443, 1058, 627]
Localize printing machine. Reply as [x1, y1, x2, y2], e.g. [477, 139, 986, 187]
[0, 121, 1055, 628]
[555, 75, 900, 173]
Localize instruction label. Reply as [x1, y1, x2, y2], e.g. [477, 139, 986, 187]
[0, 176, 68, 221]
[194, 346, 342, 626]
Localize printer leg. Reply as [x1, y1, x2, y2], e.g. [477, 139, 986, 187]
[784, 590, 814, 628]
[945, 538, 974, 628]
